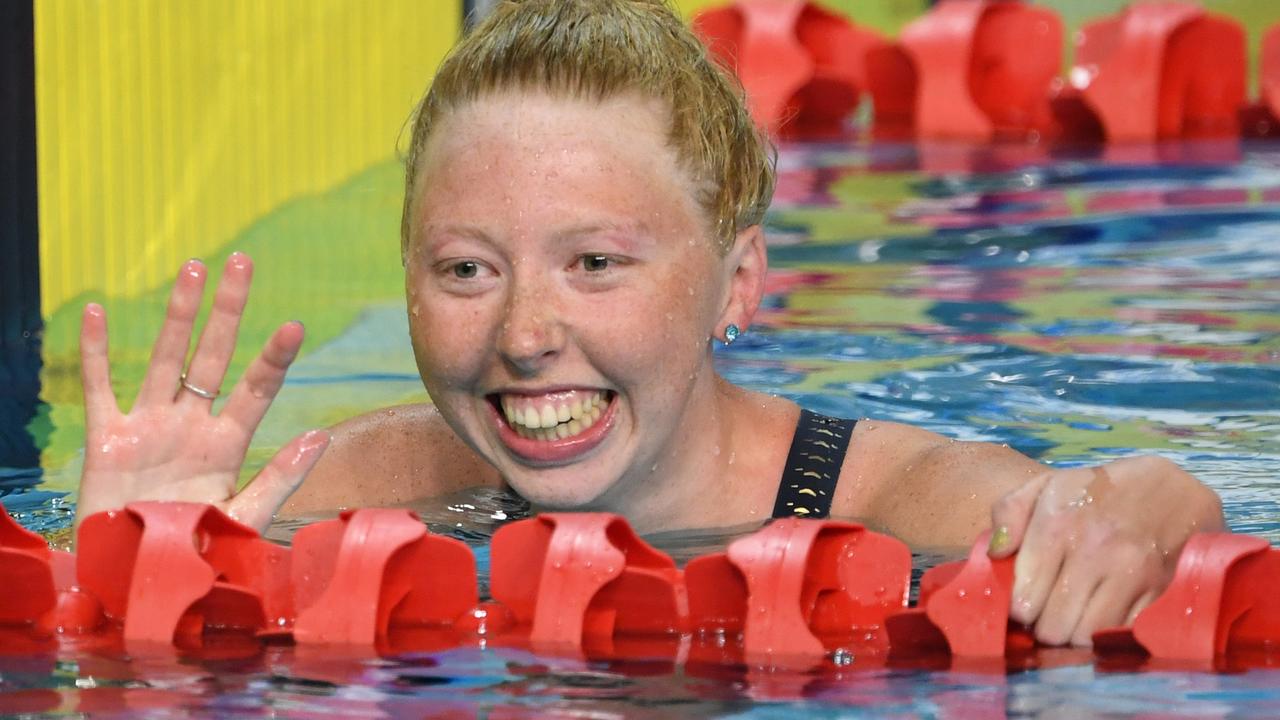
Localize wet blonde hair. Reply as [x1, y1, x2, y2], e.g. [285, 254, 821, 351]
[401, 0, 775, 255]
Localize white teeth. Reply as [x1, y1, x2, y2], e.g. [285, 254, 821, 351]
[501, 391, 610, 440]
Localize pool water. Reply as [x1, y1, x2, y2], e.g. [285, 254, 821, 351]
[4, 138, 1280, 716]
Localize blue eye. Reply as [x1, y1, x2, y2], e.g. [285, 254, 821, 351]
[582, 255, 610, 272]
[452, 261, 479, 279]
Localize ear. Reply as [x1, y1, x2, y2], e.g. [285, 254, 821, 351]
[716, 224, 768, 341]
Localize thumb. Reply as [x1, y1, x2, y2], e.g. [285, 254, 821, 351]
[227, 429, 330, 533]
[988, 471, 1051, 558]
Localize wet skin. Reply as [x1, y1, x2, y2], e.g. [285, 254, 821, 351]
[402, 92, 781, 521]
[75, 90, 1224, 648]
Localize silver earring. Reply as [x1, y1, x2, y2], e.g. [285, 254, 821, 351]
[724, 324, 740, 345]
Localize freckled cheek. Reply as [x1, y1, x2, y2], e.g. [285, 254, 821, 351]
[581, 290, 709, 380]
[409, 299, 495, 383]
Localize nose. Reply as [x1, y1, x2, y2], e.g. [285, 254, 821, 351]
[496, 274, 565, 376]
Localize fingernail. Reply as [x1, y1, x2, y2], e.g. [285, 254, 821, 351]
[988, 526, 1011, 555]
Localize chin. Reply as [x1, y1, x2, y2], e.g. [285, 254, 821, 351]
[502, 473, 614, 512]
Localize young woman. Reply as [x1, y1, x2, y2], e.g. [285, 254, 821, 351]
[75, 0, 1223, 647]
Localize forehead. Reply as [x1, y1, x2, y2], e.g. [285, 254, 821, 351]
[413, 91, 706, 234]
[426, 90, 674, 168]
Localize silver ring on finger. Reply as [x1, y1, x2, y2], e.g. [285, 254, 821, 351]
[178, 372, 221, 400]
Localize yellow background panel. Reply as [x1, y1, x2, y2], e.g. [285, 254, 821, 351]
[35, 0, 460, 312]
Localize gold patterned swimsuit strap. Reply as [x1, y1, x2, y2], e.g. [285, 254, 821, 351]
[770, 409, 857, 519]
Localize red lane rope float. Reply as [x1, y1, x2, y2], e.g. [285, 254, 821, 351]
[490, 513, 686, 652]
[1245, 24, 1280, 138]
[686, 518, 910, 666]
[1264, 26, 1280, 122]
[695, 0, 1258, 145]
[4, 501, 1279, 670]
[885, 531, 1033, 659]
[1068, 1, 1246, 143]
[693, 0, 885, 136]
[291, 508, 476, 646]
[76, 502, 293, 645]
[0, 505, 59, 626]
[868, 0, 1063, 141]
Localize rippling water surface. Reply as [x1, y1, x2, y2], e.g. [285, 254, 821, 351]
[4, 139, 1280, 716]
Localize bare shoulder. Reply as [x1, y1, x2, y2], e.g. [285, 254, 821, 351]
[282, 403, 502, 515]
[831, 419, 949, 518]
[832, 418, 1043, 548]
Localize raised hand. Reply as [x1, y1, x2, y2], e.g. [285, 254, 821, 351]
[76, 253, 329, 533]
[988, 455, 1225, 646]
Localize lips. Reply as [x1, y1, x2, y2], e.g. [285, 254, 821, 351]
[488, 389, 617, 464]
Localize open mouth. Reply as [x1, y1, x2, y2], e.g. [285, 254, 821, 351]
[486, 389, 618, 462]
[490, 389, 614, 441]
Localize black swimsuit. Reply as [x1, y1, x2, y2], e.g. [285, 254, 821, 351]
[770, 409, 857, 519]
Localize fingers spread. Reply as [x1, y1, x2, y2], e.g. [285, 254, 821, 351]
[180, 253, 254, 408]
[228, 429, 330, 532]
[137, 260, 207, 406]
[220, 321, 305, 436]
[80, 303, 119, 423]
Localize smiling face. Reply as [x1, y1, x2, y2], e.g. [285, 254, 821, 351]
[404, 90, 738, 510]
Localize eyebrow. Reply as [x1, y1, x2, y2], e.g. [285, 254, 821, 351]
[425, 224, 494, 242]
[421, 220, 656, 254]
[551, 221, 654, 247]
